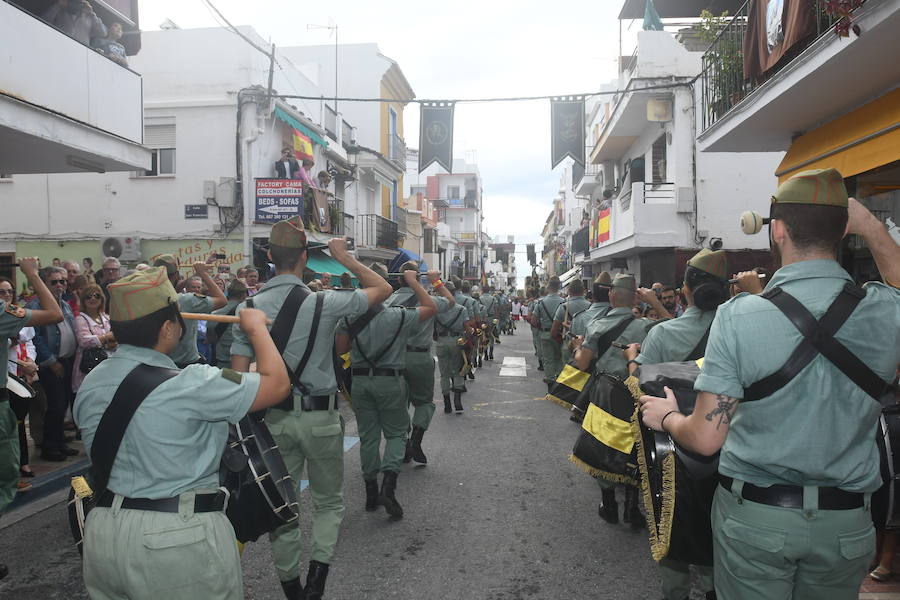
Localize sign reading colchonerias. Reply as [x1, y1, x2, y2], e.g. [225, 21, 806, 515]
[255, 179, 305, 224]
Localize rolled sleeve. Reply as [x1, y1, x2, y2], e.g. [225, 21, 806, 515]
[229, 303, 252, 359]
[693, 310, 744, 399]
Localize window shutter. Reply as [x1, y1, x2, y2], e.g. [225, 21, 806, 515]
[145, 124, 176, 148]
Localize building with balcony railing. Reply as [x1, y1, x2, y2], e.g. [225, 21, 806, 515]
[356, 214, 399, 253]
[697, 0, 900, 282]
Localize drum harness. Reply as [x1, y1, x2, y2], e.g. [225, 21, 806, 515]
[344, 303, 408, 377]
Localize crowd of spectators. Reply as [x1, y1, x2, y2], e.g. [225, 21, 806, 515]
[39, 0, 128, 67]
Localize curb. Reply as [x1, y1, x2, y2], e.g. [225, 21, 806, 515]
[8, 457, 89, 512]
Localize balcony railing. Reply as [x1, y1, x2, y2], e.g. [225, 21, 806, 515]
[643, 181, 675, 203]
[302, 189, 347, 235]
[701, 0, 853, 131]
[390, 134, 407, 169]
[572, 225, 590, 256]
[395, 205, 408, 235]
[357, 214, 398, 250]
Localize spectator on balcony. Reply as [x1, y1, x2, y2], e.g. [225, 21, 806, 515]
[42, 0, 107, 47]
[451, 255, 463, 279]
[274, 147, 302, 179]
[92, 21, 128, 67]
[317, 170, 332, 190]
[297, 157, 318, 190]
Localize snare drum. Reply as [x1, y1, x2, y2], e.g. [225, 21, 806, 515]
[6, 373, 35, 400]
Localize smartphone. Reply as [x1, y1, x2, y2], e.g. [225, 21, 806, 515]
[211, 253, 227, 260]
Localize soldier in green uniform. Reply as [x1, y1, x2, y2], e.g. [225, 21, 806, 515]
[335, 270, 436, 519]
[574, 273, 650, 527]
[551, 279, 591, 366]
[537, 277, 565, 389]
[384, 263, 455, 465]
[231, 218, 392, 600]
[623, 249, 730, 600]
[208, 278, 248, 369]
[527, 287, 544, 370]
[0, 258, 62, 581]
[454, 281, 480, 378]
[435, 282, 470, 414]
[479, 285, 499, 360]
[640, 169, 900, 600]
[75, 266, 290, 600]
[153, 256, 227, 367]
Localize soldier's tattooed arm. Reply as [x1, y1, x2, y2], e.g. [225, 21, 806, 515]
[705, 394, 739, 430]
[658, 390, 737, 456]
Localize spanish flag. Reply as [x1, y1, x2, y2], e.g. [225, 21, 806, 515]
[597, 208, 610, 244]
[292, 128, 314, 161]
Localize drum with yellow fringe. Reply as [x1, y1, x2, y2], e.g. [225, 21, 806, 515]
[546, 362, 591, 410]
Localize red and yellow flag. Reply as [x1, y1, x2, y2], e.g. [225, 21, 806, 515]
[597, 208, 610, 244]
[292, 128, 313, 161]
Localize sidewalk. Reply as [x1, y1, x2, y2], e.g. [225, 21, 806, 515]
[9, 424, 88, 513]
[861, 553, 900, 599]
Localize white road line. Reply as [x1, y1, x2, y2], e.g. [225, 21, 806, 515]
[499, 356, 528, 377]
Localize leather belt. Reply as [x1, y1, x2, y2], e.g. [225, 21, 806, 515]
[351, 368, 405, 377]
[406, 345, 430, 353]
[436, 332, 456, 337]
[96, 490, 226, 513]
[300, 395, 335, 411]
[719, 475, 864, 510]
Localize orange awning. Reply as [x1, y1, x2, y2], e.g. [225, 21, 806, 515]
[776, 88, 900, 182]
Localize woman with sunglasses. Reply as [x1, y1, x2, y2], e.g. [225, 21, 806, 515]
[72, 283, 115, 394]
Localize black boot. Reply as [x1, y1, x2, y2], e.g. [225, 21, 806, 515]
[280, 577, 304, 600]
[364, 479, 379, 512]
[303, 560, 330, 600]
[408, 426, 427, 464]
[624, 486, 645, 530]
[537, 360, 544, 371]
[0, 564, 8, 581]
[402, 438, 412, 463]
[466, 371, 475, 380]
[598, 488, 619, 524]
[443, 393, 452, 414]
[378, 471, 403, 518]
[453, 391, 463, 413]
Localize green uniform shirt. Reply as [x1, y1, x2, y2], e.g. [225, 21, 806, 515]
[74, 344, 260, 498]
[535, 293, 564, 330]
[453, 292, 475, 320]
[230, 275, 369, 396]
[0, 302, 31, 388]
[212, 300, 241, 367]
[635, 306, 716, 365]
[695, 260, 900, 492]
[338, 305, 418, 369]
[553, 296, 591, 325]
[479, 294, 498, 320]
[570, 301, 610, 337]
[386, 288, 451, 348]
[435, 304, 468, 336]
[582, 307, 649, 378]
[169, 293, 214, 365]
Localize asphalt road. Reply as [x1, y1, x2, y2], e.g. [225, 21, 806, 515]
[0, 330, 665, 599]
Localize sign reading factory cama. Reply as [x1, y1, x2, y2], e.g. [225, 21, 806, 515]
[551, 96, 586, 169]
[419, 102, 455, 173]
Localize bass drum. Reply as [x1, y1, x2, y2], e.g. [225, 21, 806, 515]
[872, 403, 900, 531]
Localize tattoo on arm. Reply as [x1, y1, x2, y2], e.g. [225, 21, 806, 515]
[705, 394, 738, 430]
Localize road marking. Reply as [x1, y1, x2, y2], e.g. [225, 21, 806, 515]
[499, 355, 527, 377]
[503, 357, 526, 366]
[298, 435, 359, 492]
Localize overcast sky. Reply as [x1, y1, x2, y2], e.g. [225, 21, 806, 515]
[139, 0, 638, 285]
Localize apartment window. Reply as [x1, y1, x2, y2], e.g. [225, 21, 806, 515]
[447, 185, 460, 199]
[140, 121, 176, 176]
[651, 135, 667, 183]
[145, 149, 176, 176]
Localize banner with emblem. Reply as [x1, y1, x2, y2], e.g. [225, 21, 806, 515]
[419, 102, 455, 173]
[551, 97, 585, 169]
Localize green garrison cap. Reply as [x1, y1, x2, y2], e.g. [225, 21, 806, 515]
[108, 267, 178, 321]
[687, 249, 728, 280]
[772, 168, 848, 207]
[152, 254, 178, 277]
[269, 216, 308, 248]
[611, 273, 636, 291]
[594, 271, 612, 287]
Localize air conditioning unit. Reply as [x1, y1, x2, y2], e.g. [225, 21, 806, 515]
[100, 236, 141, 261]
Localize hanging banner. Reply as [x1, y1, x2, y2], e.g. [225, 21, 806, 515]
[419, 102, 455, 173]
[551, 97, 585, 169]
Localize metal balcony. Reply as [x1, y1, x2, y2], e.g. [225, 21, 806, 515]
[357, 213, 399, 250]
[389, 134, 407, 169]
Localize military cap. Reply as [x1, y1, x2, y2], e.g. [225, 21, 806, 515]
[611, 273, 636, 291]
[153, 254, 179, 277]
[269, 216, 307, 248]
[108, 267, 178, 321]
[593, 271, 612, 287]
[772, 168, 848, 207]
[687, 248, 728, 280]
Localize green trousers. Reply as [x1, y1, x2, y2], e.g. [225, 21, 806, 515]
[436, 337, 463, 394]
[540, 332, 563, 382]
[659, 558, 714, 599]
[561, 343, 573, 367]
[83, 490, 243, 599]
[712, 481, 874, 599]
[531, 327, 543, 362]
[266, 405, 345, 580]
[404, 350, 436, 430]
[352, 375, 410, 481]
[0, 401, 19, 513]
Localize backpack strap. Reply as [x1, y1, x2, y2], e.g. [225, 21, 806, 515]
[743, 283, 888, 402]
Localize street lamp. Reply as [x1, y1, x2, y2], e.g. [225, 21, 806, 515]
[306, 22, 338, 114]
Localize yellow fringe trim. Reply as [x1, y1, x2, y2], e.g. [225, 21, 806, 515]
[545, 394, 573, 409]
[631, 403, 676, 563]
[567, 453, 638, 486]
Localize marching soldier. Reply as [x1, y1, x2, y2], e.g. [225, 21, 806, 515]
[479, 285, 499, 360]
[152, 256, 227, 368]
[230, 217, 392, 600]
[383, 263, 455, 465]
[435, 282, 470, 414]
[0, 258, 62, 582]
[75, 267, 291, 599]
[536, 277, 565, 390]
[208, 278, 248, 369]
[640, 169, 900, 600]
[573, 273, 650, 528]
[527, 288, 544, 371]
[335, 269, 436, 519]
[551, 279, 591, 366]
[454, 280, 480, 378]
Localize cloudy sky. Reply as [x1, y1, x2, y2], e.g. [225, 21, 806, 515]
[139, 0, 638, 284]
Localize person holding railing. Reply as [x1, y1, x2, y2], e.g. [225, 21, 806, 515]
[41, 0, 107, 47]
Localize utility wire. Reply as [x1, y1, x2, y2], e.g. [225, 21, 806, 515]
[200, 0, 280, 66]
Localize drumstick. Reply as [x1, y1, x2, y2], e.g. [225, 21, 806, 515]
[180, 312, 273, 325]
[727, 273, 766, 284]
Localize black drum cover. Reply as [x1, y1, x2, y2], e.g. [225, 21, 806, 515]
[873, 402, 900, 531]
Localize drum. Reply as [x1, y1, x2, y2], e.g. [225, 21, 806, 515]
[568, 373, 639, 486]
[6, 373, 35, 400]
[547, 361, 591, 410]
[220, 414, 300, 543]
[634, 361, 718, 566]
[872, 403, 900, 531]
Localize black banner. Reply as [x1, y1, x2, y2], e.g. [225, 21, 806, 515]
[419, 102, 454, 173]
[551, 97, 585, 169]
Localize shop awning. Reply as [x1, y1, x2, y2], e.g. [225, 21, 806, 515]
[559, 265, 582, 287]
[388, 248, 428, 273]
[306, 250, 353, 278]
[776, 89, 900, 182]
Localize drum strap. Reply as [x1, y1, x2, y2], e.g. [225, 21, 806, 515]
[213, 305, 238, 339]
[435, 310, 464, 335]
[90, 364, 180, 496]
[684, 321, 713, 362]
[345, 303, 385, 340]
[594, 316, 634, 362]
[743, 283, 889, 402]
[353, 309, 407, 369]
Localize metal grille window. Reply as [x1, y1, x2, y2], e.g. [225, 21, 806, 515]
[651, 135, 667, 183]
[447, 185, 460, 199]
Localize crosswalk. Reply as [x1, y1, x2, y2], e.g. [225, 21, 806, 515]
[498, 356, 527, 377]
